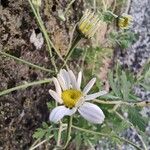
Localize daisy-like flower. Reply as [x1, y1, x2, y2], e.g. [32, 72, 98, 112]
[49, 69, 107, 124]
[117, 13, 133, 29]
[78, 9, 101, 38]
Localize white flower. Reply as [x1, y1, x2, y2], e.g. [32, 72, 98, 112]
[49, 69, 107, 124]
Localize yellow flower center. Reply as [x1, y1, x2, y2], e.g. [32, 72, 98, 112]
[61, 89, 83, 108]
[118, 17, 130, 28]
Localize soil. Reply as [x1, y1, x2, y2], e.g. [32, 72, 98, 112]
[0, 0, 84, 149]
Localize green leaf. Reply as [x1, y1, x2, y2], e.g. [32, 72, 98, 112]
[108, 71, 121, 97]
[75, 133, 82, 150]
[42, 122, 49, 128]
[33, 128, 46, 139]
[120, 71, 131, 101]
[139, 83, 150, 91]
[128, 108, 148, 132]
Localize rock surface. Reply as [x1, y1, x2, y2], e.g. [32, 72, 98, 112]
[119, 0, 150, 149]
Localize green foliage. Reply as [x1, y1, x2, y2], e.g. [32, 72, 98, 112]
[47, 101, 55, 110]
[120, 71, 131, 101]
[128, 107, 148, 132]
[102, 11, 114, 23]
[108, 70, 136, 101]
[83, 46, 112, 81]
[33, 122, 51, 139]
[138, 61, 150, 91]
[109, 31, 136, 48]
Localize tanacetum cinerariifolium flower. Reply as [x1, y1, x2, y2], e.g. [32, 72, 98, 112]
[78, 10, 101, 38]
[49, 69, 107, 124]
[117, 13, 133, 29]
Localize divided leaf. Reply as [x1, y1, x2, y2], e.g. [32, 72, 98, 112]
[128, 108, 148, 132]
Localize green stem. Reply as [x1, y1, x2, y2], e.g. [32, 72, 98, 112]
[28, 0, 59, 73]
[93, 99, 150, 107]
[36, 8, 58, 73]
[0, 51, 53, 73]
[0, 78, 51, 97]
[106, 10, 118, 18]
[28, 0, 68, 69]
[62, 116, 73, 149]
[115, 111, 148, 150]
[64, 0, 75, 16]
[56, 122, 63, 147]
[29, 135, 54, 150]
[72, 125, 142, 150]
[61, 34, 82, 69]
[28, 0, 52, 56]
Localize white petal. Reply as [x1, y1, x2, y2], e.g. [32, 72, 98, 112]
[78, 102, 105, 124]
[83, 78, 96, 94]
[77, 71, 82, 90]
[57, 74, 67, 90]
[53, 77, 62, 96]
[49, 90, 63, 104]
[61, 69, 71, 89]
[85, 91, 108, 101]
[68, 70, 77, 89]
[49, 106, 76, 123]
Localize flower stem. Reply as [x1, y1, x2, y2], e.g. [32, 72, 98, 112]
[56, 122, 63, 147]
[61, 34, 82, 69]
[64, 0, 75, 16]
[28, 0, 68, 70]
[28, 0, 59, 73]
[72, 125, 142, 150]
[29, 135, 53, 150]
[62, 116, 73, 149]
[28, 0, 52, 57]
[115, 111, 148, 150]
[0, 78, 51, 97]
[0, 51, 53, 73]
[93, 99, 150, 107]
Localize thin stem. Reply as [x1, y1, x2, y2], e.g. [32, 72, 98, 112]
[112, 0, 116, 13]
[62, 116, 73, 149]
[30, 139, 40, 148]
[106, 10, 118, 18]
[92, 51, 97, 76]
[93, 99, 150, 107]
[93, 0, 96, 11]
[72, 125, 142, 150]
[115, 111, 148, 150]
[66, 23, 78, 54]
[56, 122, 63, 147]
[28, 0, 68, 69]
[36, 9, 58, 73]
[61, 34, 82, 69]
[29, 135, 53, 150]
[28, 0, 59, 73]
[64, 0, 75, 16]
[0, 78, 51, 96]
[0, 51, 53, 73]
[28, 0, 52, 56]
[102, 0, 107, 11]
[81, 48, 88, 70]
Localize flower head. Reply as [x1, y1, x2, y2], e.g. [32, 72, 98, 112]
[78, 10, 101, 38]
[117, 13, 133, 29]
[32, 0, 41, 7]
[49, 69, 107, 124]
